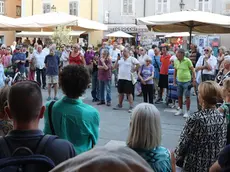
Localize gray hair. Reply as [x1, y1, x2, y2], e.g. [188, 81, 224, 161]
[102, 49, 110, 57]
[127, 103, 162, 149]
[144, 55, 152, 62]
[219, 46, 226, 53]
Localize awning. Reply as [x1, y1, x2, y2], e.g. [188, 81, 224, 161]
[16, 31, 85, 37]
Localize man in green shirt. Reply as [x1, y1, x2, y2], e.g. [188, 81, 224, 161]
[174, 49, 196, 118]
[44, 65, 100, 154]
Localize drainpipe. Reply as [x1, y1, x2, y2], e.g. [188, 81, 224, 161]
[91, 0, 93, 20]
[143, 0, 146, 17]
[32, 0, 34, 15]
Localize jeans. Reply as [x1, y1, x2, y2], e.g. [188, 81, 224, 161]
[36, 68, 46, 88]
[141, 84, 154, 104]
[99, 80, 111, 103]
[177, 81, 191, 97]
[91, 71, 100, 100]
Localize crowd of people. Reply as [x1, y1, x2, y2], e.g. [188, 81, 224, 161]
[0, 38, 230, 171]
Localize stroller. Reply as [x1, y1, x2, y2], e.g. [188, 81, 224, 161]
[166, 65, 178, 108]
[11, 71, 27, 85]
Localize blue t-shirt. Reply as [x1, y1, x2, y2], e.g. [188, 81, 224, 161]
[44, 54, 59, 76]
[152, 55, 161, 79]
[139, 64, 154, 84]
[12, 52, 26, 73]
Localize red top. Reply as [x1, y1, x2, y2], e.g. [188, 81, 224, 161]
[69, 53, 83, 65]
[160, 54, 171, 75]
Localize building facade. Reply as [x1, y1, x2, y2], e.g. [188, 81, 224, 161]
[102, 0, 230, 48]
[21, 0, 103, 46]
[0, 0, 21, 46]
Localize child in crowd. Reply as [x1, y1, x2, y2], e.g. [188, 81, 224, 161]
[167, 56, 178, 108]
[0, 86, 13, 136]
[219, 78, 230, 144]
[0, 57, 6, 88]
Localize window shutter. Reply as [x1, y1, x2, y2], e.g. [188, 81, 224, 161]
[128, 0, 133, 14]
[123, 0, 128, 14]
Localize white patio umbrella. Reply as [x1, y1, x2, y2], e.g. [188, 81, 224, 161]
[106, 31, 134, 38]
[14, 12, 108, 31]
[16, 31, 85, 37]
[0, 15, 19, 30]
[137, 10, 230, 44]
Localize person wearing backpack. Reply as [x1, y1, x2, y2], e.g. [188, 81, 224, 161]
[0, 81, 76, 172]
[138, 56, 154, 104]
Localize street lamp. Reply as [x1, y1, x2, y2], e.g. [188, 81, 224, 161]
[179, 0, 185, 11]
[51, 5, 56, 12]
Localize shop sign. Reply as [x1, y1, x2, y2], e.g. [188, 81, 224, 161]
[108, 26, 148, 33]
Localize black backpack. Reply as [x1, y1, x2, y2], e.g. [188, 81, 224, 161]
[0, 135, 57, 172]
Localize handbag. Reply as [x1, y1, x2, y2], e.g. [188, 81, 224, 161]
[131, 73, 137, 85]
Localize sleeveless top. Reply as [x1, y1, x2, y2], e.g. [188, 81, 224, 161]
[69, 53, 83, 65]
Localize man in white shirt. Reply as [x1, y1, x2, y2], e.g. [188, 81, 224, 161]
[113, 48, 140, 113]
[196, 46, 217, 82]
[110, 43, 120, 87]
[34, 45, 47, 89]
[148, 45, 157, 58]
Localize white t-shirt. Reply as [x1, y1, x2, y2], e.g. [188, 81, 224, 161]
[118, 56, 140, 81]
[61, 50, 70, 67]
[196, 55, 217, 75]
[110, 48, 121, 62]
[34, 51, 47, 69]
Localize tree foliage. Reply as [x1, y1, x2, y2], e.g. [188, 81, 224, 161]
[51, 26, 72, 46]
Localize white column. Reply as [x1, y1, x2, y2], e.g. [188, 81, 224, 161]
[21, 0, 25, 17]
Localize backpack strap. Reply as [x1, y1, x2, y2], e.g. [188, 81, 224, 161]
[0, 137, 11, 157]
[35, 135, 58, 154]
[48, 101, 56, 135]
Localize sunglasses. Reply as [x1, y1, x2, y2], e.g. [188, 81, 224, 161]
[140, 49, 144, 51]
[204, 49, 209, 52]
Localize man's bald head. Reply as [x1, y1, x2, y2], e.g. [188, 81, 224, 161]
[7, 81, 43, 123]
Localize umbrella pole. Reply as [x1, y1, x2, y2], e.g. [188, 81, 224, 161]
[189, 27, 192, 46]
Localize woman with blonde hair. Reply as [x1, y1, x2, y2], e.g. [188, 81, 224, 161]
[216, 46, 226, 74]
[127, 103, 172, 172]
[175, 81, 227, 172]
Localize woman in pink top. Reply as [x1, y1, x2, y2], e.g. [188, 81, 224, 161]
[2, 48, 12, 68]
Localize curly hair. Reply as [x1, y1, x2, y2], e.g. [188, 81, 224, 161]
[59, 65, 90, 98]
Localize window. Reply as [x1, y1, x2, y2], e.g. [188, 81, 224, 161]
[43, 3, 51, 13]
[122, 0, 134, 16]
[156, 0, 169, 14]
[0, 1, 4, 15]
[69, 1, 79, 16]
[224, 3, 230, 14]
[16, 6, 21, 16]
[197, 0, 212, 12]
